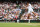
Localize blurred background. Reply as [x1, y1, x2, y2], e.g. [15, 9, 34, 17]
[0, 0, 40, 23]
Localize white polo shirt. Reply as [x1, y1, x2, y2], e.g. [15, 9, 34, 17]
[27, 4, 34, 13]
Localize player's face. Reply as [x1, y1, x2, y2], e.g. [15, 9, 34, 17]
[27, 3, 29, 5]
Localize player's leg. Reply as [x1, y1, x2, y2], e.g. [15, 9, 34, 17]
[27, 10, 31, 19]
[30, 9, 37, 17]
[32, 12, 39, 18]
[32, 12, 36, 16]
[27, 13, 31, 19]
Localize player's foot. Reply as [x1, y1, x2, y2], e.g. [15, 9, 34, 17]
[35, 15, 39, 18]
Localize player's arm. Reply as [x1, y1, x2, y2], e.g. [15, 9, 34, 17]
[24, 5, 28, 10]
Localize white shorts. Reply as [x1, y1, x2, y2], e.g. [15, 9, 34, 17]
[28, 9, 34, 13]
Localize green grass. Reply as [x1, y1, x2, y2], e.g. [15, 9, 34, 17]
[0, 22, 40, 27]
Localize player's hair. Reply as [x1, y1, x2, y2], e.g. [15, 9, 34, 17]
[27, 1, 29, 4]
[27, 1, 29, 5]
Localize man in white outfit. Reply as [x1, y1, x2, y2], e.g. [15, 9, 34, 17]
[24, 2, 38, 19]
